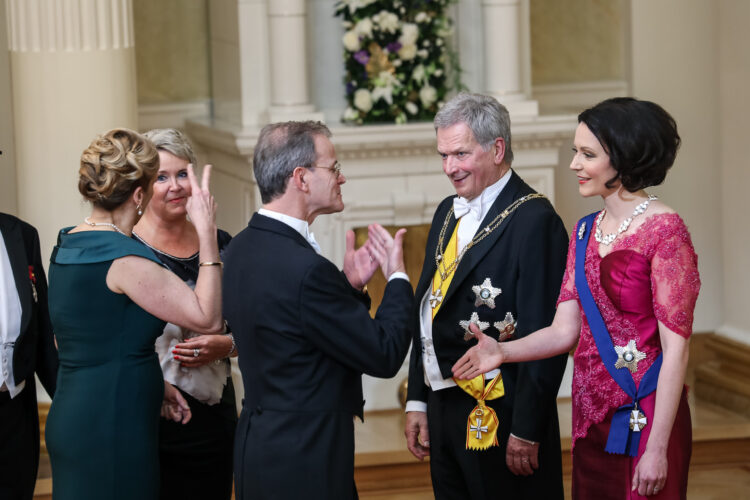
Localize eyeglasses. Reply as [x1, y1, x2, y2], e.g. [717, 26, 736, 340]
[313, 161, 343, 177]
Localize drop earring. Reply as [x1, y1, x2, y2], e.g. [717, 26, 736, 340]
[137, 203, 143, 216]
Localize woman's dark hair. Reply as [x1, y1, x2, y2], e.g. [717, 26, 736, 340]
[578, 97, 681, 191]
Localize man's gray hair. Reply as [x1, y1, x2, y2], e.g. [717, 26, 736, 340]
[253, 121, 332, 204]
[143, 128, 198, 167]
[434, 93, 514, 165]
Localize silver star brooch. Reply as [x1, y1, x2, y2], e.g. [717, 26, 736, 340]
[472, 278, 502, 309]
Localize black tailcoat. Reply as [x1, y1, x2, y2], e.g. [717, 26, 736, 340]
[223, 213, 414, 500]
[406, 172, 568, 499]
[0, 213, 58, 500]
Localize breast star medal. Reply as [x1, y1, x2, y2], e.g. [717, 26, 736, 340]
[459, 312, 490, 341]
[493, 312, 516, 341]
[472, 278, 501, 309]
[614, 340, 646, 373]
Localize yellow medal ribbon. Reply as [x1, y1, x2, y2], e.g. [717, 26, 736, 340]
[454, 374, 505, 450]
[430, 220, 460, 318]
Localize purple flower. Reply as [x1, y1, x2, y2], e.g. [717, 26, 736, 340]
[354, 50, 370, 65]
[346, 82, 356, 95]
[386, 41, 402, 53]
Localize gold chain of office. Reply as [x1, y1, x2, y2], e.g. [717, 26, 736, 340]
[434, 193, 547, 282]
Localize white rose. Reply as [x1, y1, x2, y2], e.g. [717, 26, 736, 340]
[400, 23, 419, 46]
[398, 43, 417, 61]
[417, 49, 429, 59]
[342, 30, 360, 52]
[415, 12, 429, 23]
[434, 69, 443, 77]
[375, 11, 400, 34]
[354, 89, 373, 113]
[412, 64, 425, 83]
[355, 18, 373, 38]
[419, 85, 437, 108]
[343, 107, 360, 121]
[405, 102, 418, 115]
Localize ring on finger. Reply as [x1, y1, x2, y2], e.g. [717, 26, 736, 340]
[193, 348, 200, 357]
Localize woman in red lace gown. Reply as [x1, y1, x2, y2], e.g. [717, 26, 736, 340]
[452, 97, 700, 499]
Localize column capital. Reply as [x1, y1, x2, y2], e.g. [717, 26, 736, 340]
[7, 0, 134, 53]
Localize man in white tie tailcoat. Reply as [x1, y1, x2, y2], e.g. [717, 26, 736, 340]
[404, 93, 569, 499]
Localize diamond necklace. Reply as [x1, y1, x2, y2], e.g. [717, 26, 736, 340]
[84, 217, 126, 236]
[594, 195, 657, 246]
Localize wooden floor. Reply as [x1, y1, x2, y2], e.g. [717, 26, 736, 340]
[352, 397, 750, 500]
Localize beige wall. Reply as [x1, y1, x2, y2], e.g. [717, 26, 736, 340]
[133, 0, 210, 104]
[530, 0, 626, 85]
[718, 0, 750, 342]
[0, 1, 18, 215]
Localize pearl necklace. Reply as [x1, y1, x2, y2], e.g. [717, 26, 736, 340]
[594, 195, 657, 246]
[84, 217, 126, 236]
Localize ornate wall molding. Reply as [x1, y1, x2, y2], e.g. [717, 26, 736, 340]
[7, 0, 134, 53]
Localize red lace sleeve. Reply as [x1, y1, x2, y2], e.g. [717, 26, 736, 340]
[650, 216, 701, 338]
[557, 228, 578, 306]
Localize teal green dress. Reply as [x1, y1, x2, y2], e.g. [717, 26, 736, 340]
[46, 229, 166, 499]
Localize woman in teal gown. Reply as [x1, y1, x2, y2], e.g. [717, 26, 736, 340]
[45, 129, 223, 500]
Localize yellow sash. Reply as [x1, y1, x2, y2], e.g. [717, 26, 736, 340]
[431, 221, 459, 318]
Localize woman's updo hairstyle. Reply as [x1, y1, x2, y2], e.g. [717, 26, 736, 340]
[578, 97, 681, 192]
[78, 128, 159, 210]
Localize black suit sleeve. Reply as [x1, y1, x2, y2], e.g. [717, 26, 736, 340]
[29, 225, 58, 397]
[510, 206, 568, 441]
[299, 259, 414, 378]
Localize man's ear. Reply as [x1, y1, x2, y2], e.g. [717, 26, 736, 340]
[493, 137, 506, 165]
[291, 166, 309, 193]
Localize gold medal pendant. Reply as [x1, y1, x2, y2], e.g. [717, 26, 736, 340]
[454, 374, 505, 450]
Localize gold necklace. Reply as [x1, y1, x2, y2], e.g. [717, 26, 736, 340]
[433, 193, 546, 286]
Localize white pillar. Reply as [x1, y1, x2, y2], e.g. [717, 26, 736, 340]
[482, 0, 538, 116]
[7, 0, 139, 261]
[267, 0, 323, 122]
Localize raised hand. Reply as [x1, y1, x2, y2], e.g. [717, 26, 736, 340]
[343, 229, 379, 290]
[451, 325, 505, 379]
[367, 224, 407, 278]
[185, 164, 217, 236]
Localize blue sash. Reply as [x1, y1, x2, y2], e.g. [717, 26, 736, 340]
[575, 213, 662, 456]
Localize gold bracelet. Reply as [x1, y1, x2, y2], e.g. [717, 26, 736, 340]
[199, 261, 223, 268]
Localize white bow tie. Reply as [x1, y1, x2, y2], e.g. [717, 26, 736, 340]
[306, 231, 322, 254]
[453, 197, 483, 220]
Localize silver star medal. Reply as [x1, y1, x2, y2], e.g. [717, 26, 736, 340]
[459, 312, 490, 341]
[472, 278, 501, 309]
[493, 312, 516, 341]
[578, 221, 587, 240]
[614, 340, 646, 373]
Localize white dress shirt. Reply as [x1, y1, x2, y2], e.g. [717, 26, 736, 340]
[258, 209, 408, 283]
[0, 230, 25, 397]
[405, 170, 511, 413]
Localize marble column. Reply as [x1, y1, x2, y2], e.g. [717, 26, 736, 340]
[267, 0, 323, 122]
[7, 0, 139, 261]
[481, 0, 538, 116]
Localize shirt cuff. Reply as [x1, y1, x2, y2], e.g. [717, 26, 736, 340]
[388, 271, 409, 282]
[405, 400, 427, 413]
[510, 433, 538, 446]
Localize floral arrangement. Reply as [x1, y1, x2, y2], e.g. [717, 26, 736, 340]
[335, 0, 459, 125]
